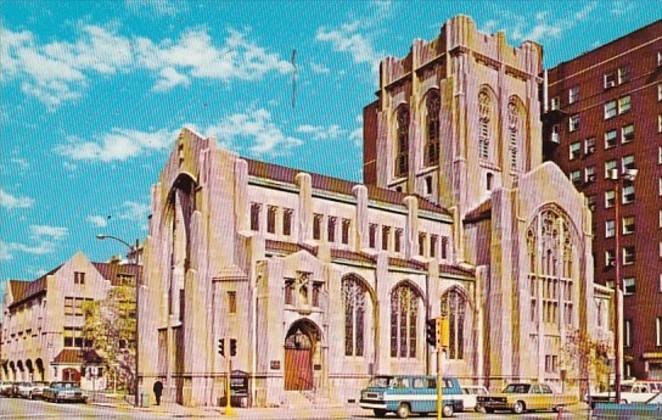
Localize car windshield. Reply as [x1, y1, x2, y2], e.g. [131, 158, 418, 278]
[368, 376, 392, 388]
[504, 384, 531, 393]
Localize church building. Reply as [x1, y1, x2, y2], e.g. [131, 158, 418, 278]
[137, 15, 613, 407]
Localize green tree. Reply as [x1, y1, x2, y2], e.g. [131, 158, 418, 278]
[561, 329, 611, 397]
[82, 285, 136, 393]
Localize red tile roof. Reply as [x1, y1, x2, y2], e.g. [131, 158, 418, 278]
[331, 249, 376, 264]
[464, 199, 492, 223]
[8, 264, 61, 308]
[92, 262, 143, 286]
[244, 158, 449, 215]
[389, 257, 427, 270]
[53, 349, 103, 365]
[265, 240, 319, 256]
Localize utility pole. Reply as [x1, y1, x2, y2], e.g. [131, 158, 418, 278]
[218, 338, 233, 416]
[435, 315, 450, 420]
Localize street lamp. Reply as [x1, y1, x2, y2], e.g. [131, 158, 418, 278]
[95, 233, 140, 406]
[610, 167, 637, 404]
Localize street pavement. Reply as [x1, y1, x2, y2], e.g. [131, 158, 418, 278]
[0, 397, 592, 419]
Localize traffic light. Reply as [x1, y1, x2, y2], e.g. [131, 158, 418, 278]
[426, 319, 437, 347]
[218, 338, 225, 357]
[230, 338, 237, 357]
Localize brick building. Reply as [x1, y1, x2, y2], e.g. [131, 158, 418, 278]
[542, 19, 662, 379]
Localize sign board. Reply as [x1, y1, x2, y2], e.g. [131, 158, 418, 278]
[230, 370, 248, 397]
[439, 317, 450, 349]
[270, 360, 280, 370]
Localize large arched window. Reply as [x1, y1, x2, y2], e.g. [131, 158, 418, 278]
[342, 276, 367, 357]
[424, 90, 440, 166]
[507, 98, 523, 171]
[390, 283, 419, 358]
[441, 289, 466, 360]
[478, 89, 492, 161]
[394, 106, 410, 177]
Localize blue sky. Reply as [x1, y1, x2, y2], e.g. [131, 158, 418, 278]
[1, 0, 660, 287]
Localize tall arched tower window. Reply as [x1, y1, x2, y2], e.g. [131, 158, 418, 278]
[390, 283, 419, 358]
[507, 98, 523, 171]
[478, 90, 492, 161]
[441, 289, 466, 360]
[424, 90, 440, 166]
[342, 276, 367, 357]
[394, 106, 410, 177]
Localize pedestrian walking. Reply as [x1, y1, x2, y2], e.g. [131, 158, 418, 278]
[153, 381, 163, 406]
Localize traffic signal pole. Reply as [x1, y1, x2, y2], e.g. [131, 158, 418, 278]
[436, 345, 443, 420]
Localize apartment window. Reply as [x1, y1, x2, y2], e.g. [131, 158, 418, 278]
[624, 278, 635, 295]
[551, 124, 560, 143]
[585, 166, 596, 184]
[658, 114, 662, 133]
[618, 95, 631, 114]
[605, 220, 615, 238]
[394, 229, 402, 253]
[658, 51, 662, 67]
[74, 272, 85, 285]
[568, 87, 579, 104]
[621, 124, 634, 143]
[250, 203, 261, 231]
[659, 146, 662, 164]
[617, 66, 630, 84]
[425, 176, 433, 195]
[441, 236, 448, 260]
[341, 219, 350, 245]
[267, 206, 277, 234]
[283, 208, 293, 236]
[570, 170, 581, 185]
[569, 114, 580, 132]
[227, 291, 236, 314]
[64, 297, 74, 316]
[622, 182, 635, 204]
[622, 216, 635, 235]
[604, 100, 617, 119]
[657, 317, 662, 347]
[604, 160, 617, 179]
[569, 142, 581, 160]
[625, 320, 631, 347]
[369, 224, 377, 248]
[605, 249, 615, 267]
[660, 177, 662, 196]
[660, 240, 662, 258]
[622, 154, 635, 172]
[587, 194, 596, 212]
[604, 129, 617, 149]
[623, 246, 635, 265]
[327, 217, 336, 242]
[659, 274, 662, 292]
[659, 209, 662, 228]
[605, 190, 615, 208]
[313, 214, 322, 240]
[418, 233, 426, 257]
[584, 137, 595, 155]
[430, 235, 438, 258]
[658, 83, 662, 101]
[381, 226, 390, 251]
[550, 96, 560, 110]
[285, 280, 294, 305]
[604, 71, 617, 89]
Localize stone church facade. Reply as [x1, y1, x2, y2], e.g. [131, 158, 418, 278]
[138, 15, 613, 407]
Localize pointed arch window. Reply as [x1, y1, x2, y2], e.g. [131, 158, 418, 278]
[425, 91, 440, 166]
[343, 276, 367, 357]
[508, 100, 521, 171]
[390, 283, 419, 358]
[441, 289, 466, 360]
[478, 90, 491, 161]
[395, 106, 410, 177]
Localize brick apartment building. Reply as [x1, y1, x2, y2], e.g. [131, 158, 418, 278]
[543, 19, 662, 379]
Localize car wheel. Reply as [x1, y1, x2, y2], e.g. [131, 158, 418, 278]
[442, 404, 454, 417]
[512, 401, 526, 414]
[396, 402, 411, 419]
[373, 409, 387, 417]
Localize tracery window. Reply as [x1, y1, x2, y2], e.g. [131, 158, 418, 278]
[441, 289, 466, 359]
[425, 91, 440, 166]
[390, 283, 419, 358]
[395, 106, 410, 177]
[478, 90, 491, 160]
[343, 276, 367, 357]
[508, 100, 521, 171]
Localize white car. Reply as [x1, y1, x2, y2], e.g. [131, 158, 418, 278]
[589, 381, 659, 406]
[15, 382, 34, 398]
[459, 385, 489, 411]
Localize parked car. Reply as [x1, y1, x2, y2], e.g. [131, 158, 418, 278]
[588, 381, 660, 407]
[18, 381, 50, 399]
[592, 391, 662, 419]
[15, 382, 35, 398]
[476, 382, 576, 414]
[0, 381, 14, 396]
[459, 385, 489, 412]
[43, 381, 87, 403]
[359, 375, 463, 418]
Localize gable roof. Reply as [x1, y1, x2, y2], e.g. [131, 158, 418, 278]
[7, 264, 62, 308]
[245, 158, 449, 216]
[464, 199, 492, 223]
[92, 262, 142, 286]
[53, 349, 103, 365]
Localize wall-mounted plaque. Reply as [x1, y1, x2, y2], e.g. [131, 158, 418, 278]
[314, 364, 322, 371]
[270, 360, 280, 370]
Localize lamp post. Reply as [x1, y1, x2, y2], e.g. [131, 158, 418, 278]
[95, 233, 139, 406]
[610, 168, 637, 404]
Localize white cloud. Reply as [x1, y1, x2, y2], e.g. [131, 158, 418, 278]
[316, 22, 382, 71]
[30, 224, 68, 240]
[0, 241, 11, 261]
[310, 61, 331, 74]
[10, 158, 29, 170]
[87, 215, 109, 228]
[296, 124, 346, 140]
[119, 201, 150, 223]
[1, 224, 68, 260]
[125, 0, 181, 16]
[54, 127, 177, 162]
[2, 24, 292, 106]
[0, 188, 34, 210]
[350, 114, 363, 147]
[200, 108, 303, 155]
[610, 0, 634, 16]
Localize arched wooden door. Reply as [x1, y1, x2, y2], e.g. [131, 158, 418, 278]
[284, 321, 319, 391]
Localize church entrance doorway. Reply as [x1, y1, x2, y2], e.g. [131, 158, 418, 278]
[284, 319, 320, 391]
